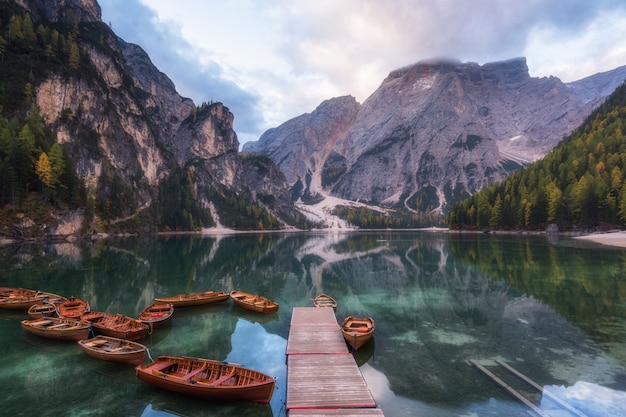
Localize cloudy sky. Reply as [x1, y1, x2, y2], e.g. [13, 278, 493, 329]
[99, 0, 626, 147]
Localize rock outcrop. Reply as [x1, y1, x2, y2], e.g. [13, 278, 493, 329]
[245, 58, 626, 213]
[14, 0, 299, 233]
[245, 96, 360, 202]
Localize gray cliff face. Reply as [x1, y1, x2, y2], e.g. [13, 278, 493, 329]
[26, 0, 294, 226]
[249, 57, 625, 212]
[332, 57, 590, 211]
[243, 96, 360, 201]
[567, 64, 626, 104]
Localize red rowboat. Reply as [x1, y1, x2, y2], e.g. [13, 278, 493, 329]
[80, 311, 150, 341]
[78, 335, 147, 366]
[229, 291, 279, 314]
[154, 291, 229, 307]
[135, 355, 275, 403]
[138, 302, 174, 328]
[21, 316, 90, 341]
[341, 316, 375, 351]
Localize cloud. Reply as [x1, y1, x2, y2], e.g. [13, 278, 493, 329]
[100, 0, 626, 147]
[100, 0, 264, 145]
[524, 7, 626, 81]
[274, 0, 626, 91]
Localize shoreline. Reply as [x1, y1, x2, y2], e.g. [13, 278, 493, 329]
[572, 231, 626, 248]
[3, 227, 626, 248]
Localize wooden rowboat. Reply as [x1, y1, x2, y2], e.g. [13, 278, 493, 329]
[78, 335, 147, 366]
[80, 311, 150, 341]
[28, 302, 58, 318]
[21, 317, 91, 341]
[56, 297, 90, 318]
[0, 287, 18, 296]
[27, 293, 68, 318]
[0, 288, 47, 310]
[138, 302, 174, 328]
[0, 287, 45, 297]
[341, 316, 375, 351]
[312, 294, 337, 310]
[154, 291, 229, 307]
[229, 291, 279, 314]
[135, 355, 276, 403]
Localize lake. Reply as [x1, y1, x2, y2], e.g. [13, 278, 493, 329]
[1, 231, 625, 416]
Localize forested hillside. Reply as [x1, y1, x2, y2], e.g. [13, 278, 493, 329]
[0, 3, 314, 239]
[0, 6, 88, 235]
[449, 80, 626, 231]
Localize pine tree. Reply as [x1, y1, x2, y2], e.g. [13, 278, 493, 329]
[48, 143, 65, 193]
[68, 37, 80, 71]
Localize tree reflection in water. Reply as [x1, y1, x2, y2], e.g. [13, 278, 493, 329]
[0, 232, 625, 416]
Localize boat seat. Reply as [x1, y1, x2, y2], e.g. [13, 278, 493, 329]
[107, 346, 129, 353]
[85, 339, 107, 346]
[181, 365, 207, 380]
[110, 322, 132, 329]
[210, 370, 236, 386]
[47, 323, 71, 329]
[151, 362, 174, 372]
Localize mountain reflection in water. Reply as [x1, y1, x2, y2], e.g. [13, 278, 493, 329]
[0, 231, 625, 417]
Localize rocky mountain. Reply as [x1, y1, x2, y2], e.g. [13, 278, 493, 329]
[244, 96, 360, 203]
[244, 58, 626, 213]
[3, 0, 303, 236]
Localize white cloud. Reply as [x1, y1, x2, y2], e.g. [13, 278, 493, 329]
[524, 9, 626, 81]
[100, 0, 626, 147]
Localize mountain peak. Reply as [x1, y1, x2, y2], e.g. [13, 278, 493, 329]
[250, 57, 625, 215]
[385, 57, 529, 85]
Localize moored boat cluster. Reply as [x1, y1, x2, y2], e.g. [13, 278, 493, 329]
[312, 293, 376, 351]
[1, 287, 279, 403]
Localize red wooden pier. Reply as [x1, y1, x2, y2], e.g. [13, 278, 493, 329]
[286, 307, 384, 416]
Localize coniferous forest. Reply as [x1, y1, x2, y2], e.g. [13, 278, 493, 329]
[3, 3, 626, 237]
[0, 7, 89, 236]
[449, 80, 626, 231]
[0, 6, 296, 237]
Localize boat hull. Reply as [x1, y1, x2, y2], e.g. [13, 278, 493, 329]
[313, 294, 337, 310]
[78, 336, 146, 366]
[21, 317, 90, 341]
[136, 356, 275, 403]
[56, 297, 90, 318]
[28, 293, 67, 318]
[81, 312, 150, 341]
[229, 291, 279, 314]
[341, 316, 375, 351]
[154, 291, 229, 307]
[0, 288, 47, 310]
[27, 303, 58, 318]
[138, 303, 174, 328]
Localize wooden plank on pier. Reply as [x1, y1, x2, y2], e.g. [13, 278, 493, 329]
[289, 409, 385, 416]
[287, 325, 348, 355]
[287, 353, 376, 409]
[291, 306, 338, 326]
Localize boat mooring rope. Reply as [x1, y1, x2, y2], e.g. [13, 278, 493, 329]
[146, 347, 154, 362]
[274, 378, 287, 417]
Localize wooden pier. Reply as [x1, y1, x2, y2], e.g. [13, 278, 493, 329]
[286, 307, 384, 416]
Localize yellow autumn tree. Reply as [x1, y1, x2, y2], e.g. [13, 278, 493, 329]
[36, 152, 52, 188]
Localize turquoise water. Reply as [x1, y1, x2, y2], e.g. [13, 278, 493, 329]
[1, 231, 625, 416]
